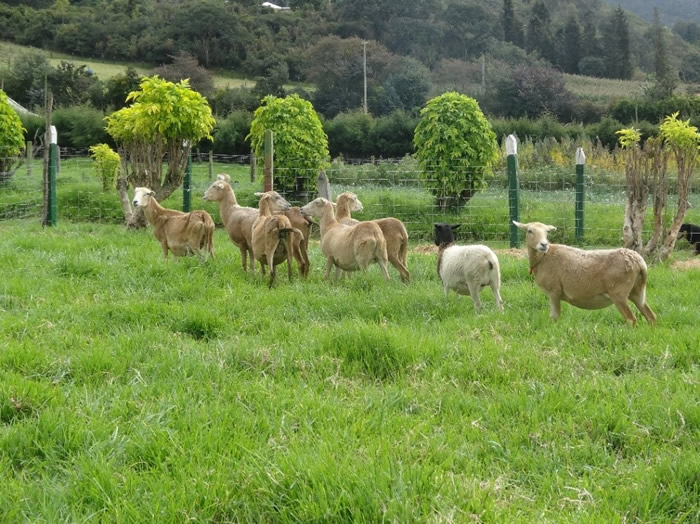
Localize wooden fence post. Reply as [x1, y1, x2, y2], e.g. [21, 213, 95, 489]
[47, 126, 58, 226]
[208, 150, 214, 180]
[183, 153, 192, 212]
[575, 147, 586, 241]
[317, 170, 332, 200]
[506, 134, 520, 248]
[264, 129, 273, 192]
[250, 154, 256, 183]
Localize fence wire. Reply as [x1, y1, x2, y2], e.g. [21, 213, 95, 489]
[1, 150, 698, 247]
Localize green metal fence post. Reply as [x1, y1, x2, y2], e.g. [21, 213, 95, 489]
[575, 147, 586, 242]
[264, 129, 274, 192]
[506, 134, 520, 248]
[183, 153, 192, 212]
[47, 139, 58, 226]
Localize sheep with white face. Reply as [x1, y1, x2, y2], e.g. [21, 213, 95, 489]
[514, 220, 656, 325]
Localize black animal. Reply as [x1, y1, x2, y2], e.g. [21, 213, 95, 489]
[679, 223, 700, 255]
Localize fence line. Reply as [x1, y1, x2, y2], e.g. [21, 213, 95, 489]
[1, 149, 698, 247]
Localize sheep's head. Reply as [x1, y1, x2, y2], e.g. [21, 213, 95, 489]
[254, 191, 291, 213]
[203, 180, 227, 202]
[434, 223, 460, 246]
[336, 192, 363, 213]
[133, 187, 155, 208]
[301, 197, 334, 218]
[217, 173, 232, 183]
[513, 221, 556, 253]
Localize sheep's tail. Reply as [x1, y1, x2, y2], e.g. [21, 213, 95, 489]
[398, 223, 409, 266]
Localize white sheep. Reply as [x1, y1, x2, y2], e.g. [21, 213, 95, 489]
[252, 191, 304, 287]
[300, 197, 390, 281]
[132, 187, 215, 259]
[434, 223, 503, 313]
[513, 221, 656, 325]
[335, 191, 410, 282]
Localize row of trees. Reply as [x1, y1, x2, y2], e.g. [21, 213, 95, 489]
[1, 0, 698, 89]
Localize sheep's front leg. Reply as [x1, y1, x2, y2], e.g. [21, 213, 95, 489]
[325, 258, 334, 280]
[548, 295, 561, 320]
[161, 242, 169, 259]
[612, 300, 637, 326]
[239, 246, 249, 272]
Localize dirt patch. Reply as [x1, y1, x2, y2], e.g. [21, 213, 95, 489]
[671, 259, 700, 271]
[412, 244, 527, 259]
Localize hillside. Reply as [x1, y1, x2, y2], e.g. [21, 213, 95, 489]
[609, 0, 700, 25]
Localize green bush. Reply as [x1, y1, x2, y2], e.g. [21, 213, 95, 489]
[52, 106, 111, 149]
[211, 110, 253, 155]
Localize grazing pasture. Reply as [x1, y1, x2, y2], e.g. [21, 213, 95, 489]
[0, 217, 698, 521]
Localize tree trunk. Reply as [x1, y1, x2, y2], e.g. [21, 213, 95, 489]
[117, 175, 146, 228]
[621, 145, 648, 253]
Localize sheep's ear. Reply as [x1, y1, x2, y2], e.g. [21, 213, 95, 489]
[451, 224, 461, 231]
[148, 190, 155, 196]
[254, 192, 264, 197]
[546, 225, 557, 232]
[216, 174, 226, 181]
[512, 221, 525, 229]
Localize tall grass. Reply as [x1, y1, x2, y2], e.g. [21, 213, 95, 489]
[0, 220, 698, 521]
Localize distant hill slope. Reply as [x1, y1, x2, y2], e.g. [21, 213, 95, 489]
[609, 0, 700, 25]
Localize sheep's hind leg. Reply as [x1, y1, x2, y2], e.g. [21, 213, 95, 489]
[468, 282, 482, 313]
[630, 291, 656, 325]
[491, 282, 504, 312]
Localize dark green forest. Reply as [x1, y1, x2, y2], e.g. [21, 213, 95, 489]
[2, 0, 699, 156]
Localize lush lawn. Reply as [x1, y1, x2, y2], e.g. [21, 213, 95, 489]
[0, 217, 698, 521]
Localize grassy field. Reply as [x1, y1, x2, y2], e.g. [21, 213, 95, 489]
[0, 214, 698, 521]
[0, 40, 249, 90]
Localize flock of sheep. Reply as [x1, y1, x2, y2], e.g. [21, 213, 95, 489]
[131, 174, 657, 326]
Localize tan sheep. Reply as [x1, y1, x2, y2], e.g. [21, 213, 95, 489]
[334, 191, 410, 282]
[132, 187, 215, 259]
[252, 192, 304, 288]
[301, 197, 390, 281]
[514, 221, 656, 325]
[204, 175, 312, 276]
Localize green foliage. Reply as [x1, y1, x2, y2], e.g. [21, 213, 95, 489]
[105, 76, 215, 202]
[0, 90, 26, 183]
[150, 51, 215, 98]
[247, 94, 329, 197]
[52, 106, 111, 149]
[413, 92, 499, 208]
[107, 76, 214, 144]
[659, 112, 700, 152]
[617, 127, 642, 149]
[211, 110, 254, 156]
[89, 144, 121, 191]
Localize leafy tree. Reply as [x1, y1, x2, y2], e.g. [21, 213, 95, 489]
[370, 57, 430, 116]
[104, 67, 143, 110]
[48, 61, 98, 107]
[105, 76, 215, 227]
[602, 7, 632, 79]
[0, 89, 26, 184]
[247, 94, 329, 199]
[211, 110, 253, 156]
[305, 36, 399, 118]
[562, 16, 582, 74]
[413, 92, 498, 210]
[151, 51, 215, 98]
[526, 1, 555, 64]
[646, 8, 677, 100]
[89, 143, 121, 191]
[0, 52, 53, 109]
[252, 61, 289, 100]
[501, 0, 524, 48]
[439, 1, 493, 61]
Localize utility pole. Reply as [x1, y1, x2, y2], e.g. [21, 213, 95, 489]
[362, 40, 368, 113]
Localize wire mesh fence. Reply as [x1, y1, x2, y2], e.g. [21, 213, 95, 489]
[1, 150, 698, 247]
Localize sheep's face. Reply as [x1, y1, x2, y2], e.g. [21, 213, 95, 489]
[434, 223, 459, 246]
[513, 221, 556, 253]
[133, 187, 155, 208]
[203, 181, 226, 202]
[257, 191, 291, 212]
[337, 192, 363, 213]
[301, 197, 333, 218]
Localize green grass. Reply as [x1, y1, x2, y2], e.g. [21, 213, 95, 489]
[0, 219, 698, 521]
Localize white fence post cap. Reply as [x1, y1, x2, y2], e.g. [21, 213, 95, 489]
[576, 147, 586, 165]
[50, 125, 58, 145]
[506, 134, 517, 156]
